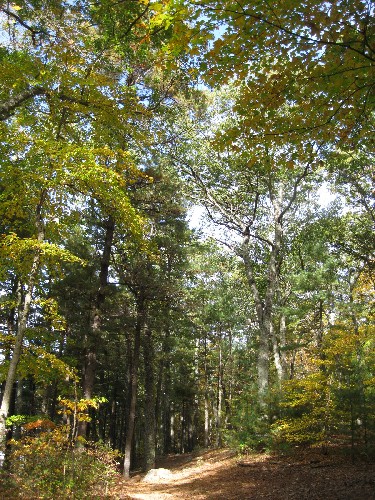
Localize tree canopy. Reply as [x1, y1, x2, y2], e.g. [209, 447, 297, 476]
[0, 0, 374, 494]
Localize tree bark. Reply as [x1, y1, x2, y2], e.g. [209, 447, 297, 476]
[240, 247, 270, 401]
[240, 185, 283, 406]
[216, 340, 223, 447]
[278, 312, 288, 380]
[271, 321, 285, 383]
[77, 215, 114, 442]
[156, 326, 172, 455]
[143, 325, 156, 471]
[0, 85, 46, 120]
[0, 192, 45, 466]
[123, 296, 146, 478]
[204, 335, 210, 448]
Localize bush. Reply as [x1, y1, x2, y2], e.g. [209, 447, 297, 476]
[223, 391, 276, 454]
[8, 425, 119, 499]
[272, 325, 375, 454]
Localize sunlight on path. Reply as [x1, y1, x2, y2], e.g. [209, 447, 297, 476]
[115, 448, 375, 500]
[130, 494, 175, 499]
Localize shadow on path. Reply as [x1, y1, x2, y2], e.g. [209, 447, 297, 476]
[116, 448, 375, 500]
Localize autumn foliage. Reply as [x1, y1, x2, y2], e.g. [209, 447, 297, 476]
[8, 425, 118, 498]
[0, 0, 374, 496]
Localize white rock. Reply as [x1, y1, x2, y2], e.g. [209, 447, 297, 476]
[142, 468, 173, 483]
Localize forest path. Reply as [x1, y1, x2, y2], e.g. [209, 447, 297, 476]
[111, 448, 375, 499]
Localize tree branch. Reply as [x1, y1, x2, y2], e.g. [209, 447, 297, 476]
[1, 7, 47, 42]
[0, 86, 46, 120]
[198, 4, 375, 62]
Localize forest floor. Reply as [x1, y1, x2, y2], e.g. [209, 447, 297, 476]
[110, 447, 375, 500]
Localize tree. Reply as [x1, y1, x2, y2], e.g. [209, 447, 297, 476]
[167, 89, 322, 406]
[274, 268, 374, 453]
[0, 0, 207, 452]
[194, 0, 375, 147]
[187, 244, 250, 448]
[112, 158, 194, 475]
[0, 0, 373, 486]
[0, 0, 162, 459]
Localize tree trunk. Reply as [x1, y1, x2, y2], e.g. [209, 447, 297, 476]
[0, 193, 45, 466]
[216, 340, 223, 447]
[77, 216, 114, 442]
[204, 393, 210, 448]
[271, 321, 285, 383]
[123, 297, 146, 478]
[170, 408, 175, 452]
[49, 330, 67, 421]
[278, 312, 288, 380]
[204, 336, 210, 448]
[143, 326, 156, 471]
[156, 326, 172, 455]
[241, 247, 270, 402]
[257, 324, 270, 400]
[240, 186, 283, 406]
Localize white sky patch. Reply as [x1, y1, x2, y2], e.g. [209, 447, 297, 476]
[187, 205, 206, 230]
[187, 183, 344, 236]
[317, 184, 336, 207]
[187, 204, 240, 246]
[187, 205, 227, 239]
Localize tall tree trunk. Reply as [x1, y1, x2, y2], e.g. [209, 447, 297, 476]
[224, 329, 233, 427]
[271, 321, 285, 383]
[266, 186, 283, 384]
[109, 379, 118, 449]
[143, 326, 156, 471]
[77, 215, 114, 441]
[123, 296, 146, 478]
[240, 186, 283, 406]
[278, 312, 288, 380]
[156, 325, 171, 455]
[50, 330, 67, 421]
[170, 407, 175, 453]
[204, 393, 210, 448]
[241, 247, 270, 402]
[216, 335, 223, 448]
[0, 191, 45, 466]
[204, 335, 210, 448]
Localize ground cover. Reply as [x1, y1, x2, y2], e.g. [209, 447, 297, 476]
[110, 447, 375, 499]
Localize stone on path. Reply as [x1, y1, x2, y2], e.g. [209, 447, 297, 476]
[142, 468, 173, 483]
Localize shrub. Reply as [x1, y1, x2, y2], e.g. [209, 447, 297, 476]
[272, 325, 375, 455]
[223, 389, 277, 454]
[8, 425, 119, 499]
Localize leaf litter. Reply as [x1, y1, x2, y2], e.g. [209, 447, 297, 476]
[107, 448, 375, 499]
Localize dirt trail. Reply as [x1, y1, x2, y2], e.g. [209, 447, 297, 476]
[111, 448, 375, 499]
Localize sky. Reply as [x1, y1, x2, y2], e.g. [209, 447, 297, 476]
[187, 183, 338, 233]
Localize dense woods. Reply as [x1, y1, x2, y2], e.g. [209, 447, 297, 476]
[0, 0, 374, 496]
